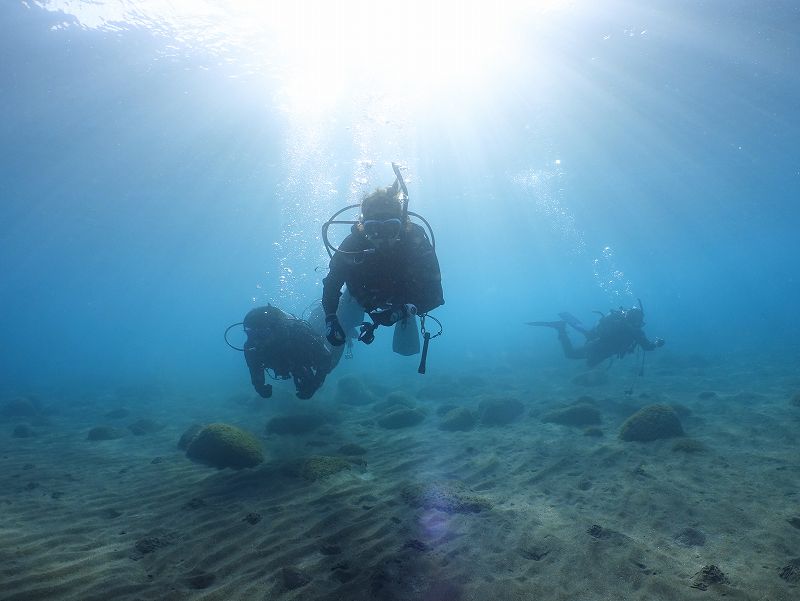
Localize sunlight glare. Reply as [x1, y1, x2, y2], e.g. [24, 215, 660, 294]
[33, 0, 575, 115]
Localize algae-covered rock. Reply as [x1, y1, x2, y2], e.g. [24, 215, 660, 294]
[128, 418, 164, 436]
[691, 565, 727, 590]
[479, 398, 524, 426]
[438, 407, 476, 431]
[542, 403, 602, 427]
[572, 370, 608, 387]
[288, 455, 352, 481]
[177, 423, 204, 450]
[779, 558, 800, 583]
[674, 527, 706, 547]
[334, 375, 377, 406]
[1, 396, 42, 419]
[401, 481, 491, 513]
[87, 426, 125, 441]
[377, 408, 425, 429]
[13, 424, 35, 438]
[185, 423, 264, 470]
[619, 404, 684, 442]
[671, 438, 707, 454]
[373, 391, 416, 413]
[266, 414, 327, 435]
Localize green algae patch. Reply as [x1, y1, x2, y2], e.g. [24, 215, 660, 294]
[185, 423, 264, 470]
[286, 455, 352, 481]
[401, 481, 491, 514]
[619, 404, 684, 442]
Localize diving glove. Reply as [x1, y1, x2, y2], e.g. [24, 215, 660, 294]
[654, 338, 665, 347]
[325, 314, 346, 346]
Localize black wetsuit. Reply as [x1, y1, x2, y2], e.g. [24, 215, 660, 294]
[559, 311, 658, 368]
[322, 223, 444, 317]
[244, 307, 332, 399]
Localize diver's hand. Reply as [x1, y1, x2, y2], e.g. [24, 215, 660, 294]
[325, 314, 346, 346]
[255, 383, 273, 399]
[654, 337, 665, 348]
[370, 304, 417, 327]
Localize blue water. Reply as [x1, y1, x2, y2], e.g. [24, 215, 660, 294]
[1, 0, 798, 400]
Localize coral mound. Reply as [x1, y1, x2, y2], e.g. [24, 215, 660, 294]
[185, 423, 264, 470]
[542, 403, 602, 427]
[438, 407, 477, 431]
[334, 375, 377, 405]
[377, 408, 425, 429]
[478, 398, 524, 426]
[288, 456, 352, 481]
[619, 404, 684, 442]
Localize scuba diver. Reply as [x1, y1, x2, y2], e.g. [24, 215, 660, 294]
[528, 300, 665, 369]
[236, 305, 335, 400]
[321, 164, 444, 363]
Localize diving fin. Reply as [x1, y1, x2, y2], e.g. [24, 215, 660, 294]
[526, 321, 565, 330]
[558, 312, 589, 335]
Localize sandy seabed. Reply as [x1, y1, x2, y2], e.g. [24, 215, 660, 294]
[2, 353, 799, 601]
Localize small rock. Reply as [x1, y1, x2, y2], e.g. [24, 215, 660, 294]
[438, 407, 476, 431]
[779, 558, 800, 583]
[289, 456, 352, 481]
[674, 527, 706, 547]
[182, 498, 206, 510]
[134, 537, 168, 555]
[243, 512, 262, 525]
[587, 524, 612, 539]
[403, 539, 428, 551]
[377, 408, 425, 429]
[619, 404, 684, 442]
[13, 425, 35, 438]
[690, 565, 727, 590]
[177, 424, 204, 450]
[478, 398, 524, 426]
[542, 403, 602, 427]
[672, 439, 707, 454]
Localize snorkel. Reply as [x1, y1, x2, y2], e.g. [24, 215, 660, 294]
[392, 161, 410, 223]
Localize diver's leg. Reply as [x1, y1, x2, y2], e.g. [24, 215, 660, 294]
[558, 328, 587, 360]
